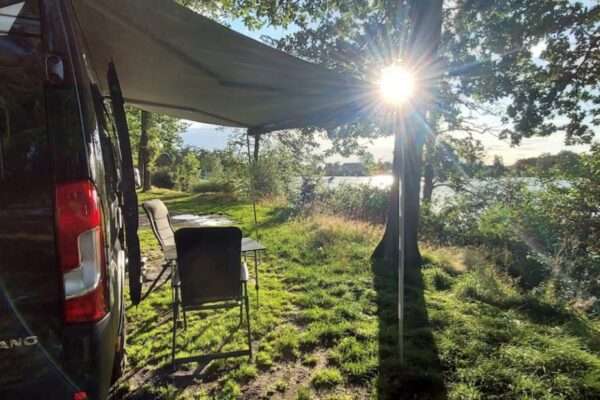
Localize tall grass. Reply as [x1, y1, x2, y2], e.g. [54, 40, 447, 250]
[293, 183, 389, 224]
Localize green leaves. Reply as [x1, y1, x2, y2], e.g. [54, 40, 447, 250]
[448, 0, 600, 144]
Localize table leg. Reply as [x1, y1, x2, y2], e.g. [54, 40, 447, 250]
[254, 250, 259, 309]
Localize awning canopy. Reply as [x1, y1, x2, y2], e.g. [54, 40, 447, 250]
[73, 0, 372, 133]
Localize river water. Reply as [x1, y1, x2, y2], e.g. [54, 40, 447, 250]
[323, 175, 394, 189]
[322, 175, 456, 205]
[321, 175, 557, 206]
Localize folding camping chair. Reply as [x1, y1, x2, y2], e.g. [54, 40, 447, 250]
[140, 200, 178, 303]
[172, 227, 252, 368]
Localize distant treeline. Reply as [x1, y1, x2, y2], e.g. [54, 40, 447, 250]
[508, 151, 584, 177]
[325, 161, 392, 176]
[325, 150, 584, 178]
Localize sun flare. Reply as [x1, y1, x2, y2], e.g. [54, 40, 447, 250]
[378, 64, 416, 106]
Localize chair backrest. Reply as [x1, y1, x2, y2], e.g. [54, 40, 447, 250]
[175, 227, 242, 305]
[143, 199, 175, 251]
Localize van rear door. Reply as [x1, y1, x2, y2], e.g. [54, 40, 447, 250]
[0, 1, 73, 396]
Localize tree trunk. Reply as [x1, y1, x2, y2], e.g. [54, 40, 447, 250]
[422, 137, 435, 203]
[139, 111, 151, 192]
[403, 116, 425, 267]
[373, 0, 442, 267]
[372, 124, 402, 262]
[253, 133, 261, 164]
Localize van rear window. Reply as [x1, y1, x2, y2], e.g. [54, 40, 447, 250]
[0, 1, 40, 36]
[0, 0, 47, 198]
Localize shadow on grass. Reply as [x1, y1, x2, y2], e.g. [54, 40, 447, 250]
[118, 315, 247, 400]
[163, 193, 243, 215]
[256, 206, 294, 229]
[372, 259, 447, 400]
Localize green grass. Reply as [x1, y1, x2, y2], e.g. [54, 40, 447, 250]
[120, 188, 600, 399]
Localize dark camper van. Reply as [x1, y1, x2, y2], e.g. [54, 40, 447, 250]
[0, 1, 137, 398]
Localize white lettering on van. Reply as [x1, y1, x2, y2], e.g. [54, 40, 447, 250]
[0, 336, 38, 350]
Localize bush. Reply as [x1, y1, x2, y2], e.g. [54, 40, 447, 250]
[295, 184, 389, 224]
[220, 380, 241, 400]
[151, 169, 175, 189]
[311, 368, 344, 389]
[454, 266, 521, 306]
[420, 167, 600, 314]
[192, 180, 235, 193]
[424, 267, 454, 291]
[255, 351, 273, 370]
[296, 387, 312, 400]
[292, 176, 322, 213]
[323, 184, 389, 224]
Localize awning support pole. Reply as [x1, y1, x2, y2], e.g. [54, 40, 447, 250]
[246, 130, 260, 309]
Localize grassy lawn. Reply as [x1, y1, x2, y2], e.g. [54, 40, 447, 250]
[115, 189, 600, 400]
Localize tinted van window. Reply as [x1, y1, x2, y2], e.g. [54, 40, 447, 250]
[0, 0, 48, 204]
[0, 1, 39, 36]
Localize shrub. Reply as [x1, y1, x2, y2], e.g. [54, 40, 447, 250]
[296, 387, 312, 400]
[454, 266, 521, 306]
[192, 179, 235, 193]
[302, 353, 320, 367]
[274, 380, 287, 392]
[424, 267, 454, 291]
[255, 351, 273, 370]
[420, 167, 600, 314]
[151, 169, 175, 189]
[232, 363, 257, 383]
[293, 183, 389, 224]
[272, 325, 300, 360]
[220, 380, 241, 400]
[316, 184, 389, 224]
[311, 368, 344, 389]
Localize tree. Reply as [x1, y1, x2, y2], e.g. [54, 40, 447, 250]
[138, 110, 151, 191]
[125, 107, 188, 190]
[422, 135, 462, 202]
[176, 0, 598, 267]
[176, 150, 201, 192]
[446, 1, 600, 145]
[176, 0, 317, 30]
[490, 155, 507, 178]
[446, 133, 485, 177]
[360, 152, 377, 175]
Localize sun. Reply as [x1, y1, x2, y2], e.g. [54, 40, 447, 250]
[378, 64, 416, 106]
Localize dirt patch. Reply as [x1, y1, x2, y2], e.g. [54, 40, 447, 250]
[242, 352, 327, 399]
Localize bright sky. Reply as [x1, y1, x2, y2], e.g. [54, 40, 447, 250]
[181, 5, 598, 166]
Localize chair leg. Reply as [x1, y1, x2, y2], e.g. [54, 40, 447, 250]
[243, 282, 253, 359]
[171, 297, 179, 370]
[173, 280, 187, 330]
[239, 290, 244, 328]
[183, 307, 188, 330]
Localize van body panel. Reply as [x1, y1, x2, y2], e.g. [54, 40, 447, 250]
[0, 0, 68, 394]
[0, 1, 126, 398]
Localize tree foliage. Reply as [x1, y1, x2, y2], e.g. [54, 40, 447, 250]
[446, 1, 600, 144]
[126, 107, 186, 161]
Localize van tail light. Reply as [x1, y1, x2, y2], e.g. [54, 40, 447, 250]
[55, 180, 108, 323]
[73, 392, 88, 400]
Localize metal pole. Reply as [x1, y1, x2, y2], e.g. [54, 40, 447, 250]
[398, 118, 406, 365]
[246, 131, 261, 309]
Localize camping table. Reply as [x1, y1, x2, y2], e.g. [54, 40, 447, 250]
[241, 237, 266, 308]
[171, 214, 266, 307]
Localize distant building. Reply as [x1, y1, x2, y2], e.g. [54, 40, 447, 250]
[325, 162, 368, 176]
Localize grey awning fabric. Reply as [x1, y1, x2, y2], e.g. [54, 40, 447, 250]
[72, 0, 372, 132]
